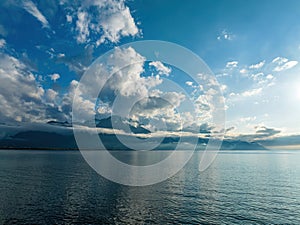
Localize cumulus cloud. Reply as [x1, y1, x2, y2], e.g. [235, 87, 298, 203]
[49, 73, 60, 82]
[274, 61, 298, 72]
[250, 72, 275, 87]
[100, 47, 161, 99]
[220, 84, 227, 92]
[149, 61, 171, 76]
[223, 58, 278, 104]
[0, 39, 6, 48]
[66, 14, 72, 23]
[0, 39, 220, 134]
[228, 87, 263, 102]
[53, 47, 163, 124]
[272, 57, 288, 64]
[194, 94, 213, 121]
[239, 68, 248, 74]
[96, 3, 139, 45]
[272, 57, 298, 72]
[61, 80, 95, 122]
[249, 60, 265, 69]
[70, 47, 166, 123]
[0, 53, 65, 123]
[46, 89, 58, 103]
[241, 88, 262, 97]
[70, 46, 213, 133]
[186, 81, 193, 86]
[266, 74, 274, 80]
[75, 11, 90, 43]
[67, 0, 139, 45]
[0, 0, 222, 136]
[23, 0, 50, 28]
[226, 61, 238, 68]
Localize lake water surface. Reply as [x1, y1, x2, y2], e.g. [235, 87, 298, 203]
[0, 150, 300, 224]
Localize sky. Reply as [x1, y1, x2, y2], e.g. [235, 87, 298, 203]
[0, 0, 300, 148]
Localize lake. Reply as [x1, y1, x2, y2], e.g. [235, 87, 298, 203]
[0, 150, 300, 224]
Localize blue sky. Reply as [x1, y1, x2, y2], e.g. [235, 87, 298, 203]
[0, 0, 300, 148]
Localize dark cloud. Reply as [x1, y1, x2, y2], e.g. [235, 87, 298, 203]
[237, 126, 281, 141]
[131, 97, 173, 115]
[225, 126, 235, 133]
[255, 126, 281, 137]
[55, 44, 94, 77]
[182, 123, 213, 134]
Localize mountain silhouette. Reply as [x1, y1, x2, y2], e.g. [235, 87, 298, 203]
[0, 122, 266, 150]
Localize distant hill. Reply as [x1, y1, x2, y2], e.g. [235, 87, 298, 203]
[47, 120, 72, 127]
[220, 140, 266, 150]
[0, 131, 77, 149]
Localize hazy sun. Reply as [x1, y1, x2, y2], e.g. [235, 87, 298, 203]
[297, 89, 300, 99]
[291, 82, 300, 100]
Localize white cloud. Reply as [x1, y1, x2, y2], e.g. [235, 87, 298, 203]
[251, 72, 264, 81]
[66, 14, 72, 23]
[228, 88, 263, 103]
[186, 81, 194, 86]
[97, 4, 139, 45]
[249, 60, 265, 69]
[23, 0, 50, 28]
[69, 0, 139, 45]
[272, 57, 288, 64]
[194, 94, 213, 121]
[239, 68, 248, 74]
[57, 53, 65, 58]
[266, 74, 274, 80]
[274, 61, 298, 72]
[217, 30, 235, 41]
[272, 57, 298, 72]
[220, 84, 227, 92]
[97, 104, 112, 115]
[241, 88, 262, 97]
[49, 73, 60, 82]
[62, 80, 95, 122]
[250, 72, 275, 87]
[239, 116, 257, 123]
[70, 47, 163, 122]
[0, 53, 66, 123]
[104, 47, 162, 98]
[0, 39, 5, 48]
[75, 11, 90, 43]
[70, 46, 214, 132]
[149, 61, 171, 76]
[226, 61, 238, 68]
[46, 89, 58, 104]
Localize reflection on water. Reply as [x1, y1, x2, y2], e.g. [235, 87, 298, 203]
[0, 150, 300, 224]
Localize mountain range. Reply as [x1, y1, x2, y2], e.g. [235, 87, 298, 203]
[0, 117, 267, 150]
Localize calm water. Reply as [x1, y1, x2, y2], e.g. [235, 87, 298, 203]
[0, 150, 300, 224]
